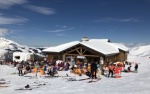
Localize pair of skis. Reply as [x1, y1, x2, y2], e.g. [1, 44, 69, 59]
[0, 79, 10, 87]
[67, 77, 101, 83]
[14, 86, 40, 90]
[87, 79, 101, 83]
[15, 81, 49, 91]
[14, 84, 44, 91]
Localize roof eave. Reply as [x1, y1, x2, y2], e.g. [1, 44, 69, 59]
[105, 52, 120, 56]
[42, 51, 60, 53]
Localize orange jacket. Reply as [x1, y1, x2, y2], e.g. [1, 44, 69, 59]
[109, 65, 115, 71]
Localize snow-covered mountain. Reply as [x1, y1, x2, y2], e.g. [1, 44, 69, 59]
[129, 45, 150, 57]
[0, 37, 46, 60]
[122, 43, 150, 57]
[123, 43, 150, 49]
[0, 37, 29, 52]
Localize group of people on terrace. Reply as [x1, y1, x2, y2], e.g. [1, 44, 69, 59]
[0, 59, 138, 79]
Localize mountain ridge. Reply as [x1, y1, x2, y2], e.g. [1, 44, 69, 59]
[0, 37, 45, 60]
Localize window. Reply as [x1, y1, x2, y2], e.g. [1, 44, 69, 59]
[15, 56, 20, 60]
[53, 55, 59, 61]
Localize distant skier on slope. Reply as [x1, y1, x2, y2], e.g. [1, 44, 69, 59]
[134, 63, 138, 73]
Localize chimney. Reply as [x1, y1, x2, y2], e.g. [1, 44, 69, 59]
[81, 37, 89, 42]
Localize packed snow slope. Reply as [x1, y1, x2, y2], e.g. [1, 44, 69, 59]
[0, 52, 150, 93]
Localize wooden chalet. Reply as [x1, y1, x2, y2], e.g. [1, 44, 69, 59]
[42, 37, 128, 65]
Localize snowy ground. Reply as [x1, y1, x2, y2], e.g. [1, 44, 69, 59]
[0, 55, 150, 94]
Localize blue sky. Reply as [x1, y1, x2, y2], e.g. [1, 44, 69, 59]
[0, 0, 150, 46]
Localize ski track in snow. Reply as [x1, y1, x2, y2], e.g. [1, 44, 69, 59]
[0, 56, 150, 94]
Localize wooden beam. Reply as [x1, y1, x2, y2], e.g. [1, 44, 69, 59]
[76, 48, 81, 55]
[65, 47, 82, 54]
[65, 48, 75, 54]
[65, 54, 99, 57]
[80, 48, 82, 54]
[82, 49, 86, 54]
[63, 46, 102, 57]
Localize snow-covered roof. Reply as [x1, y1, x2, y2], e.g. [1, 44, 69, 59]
[43, 39, 128, 55]
[42, 41, 79, 53]
[80, 40, 119, 55]
[13, 52, 33, 55]
[110, 43, 129, 52]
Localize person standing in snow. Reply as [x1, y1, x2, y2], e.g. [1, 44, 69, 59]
[103, 65, 109, 76]
[114, 64, 122, 77]
[91, 62, 97, 79]
[64, 61, 70, 71]
[44, 64, 47, 72]
[134, 63, 138, 73]
[18, 63, 23, 76]
[0, 61, 2, 65]
[108, 64, 115, 78]
[96, 66, 102, 80]
[127, 65, 131, 72]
